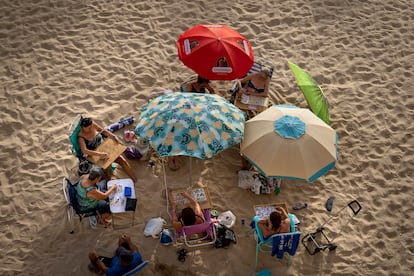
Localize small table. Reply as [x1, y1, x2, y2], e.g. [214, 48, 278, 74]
[254, 203, 288, 220]
[171, 186, 212, 210]
[108, 179, 136, 228]
[87, 138, 127, 170]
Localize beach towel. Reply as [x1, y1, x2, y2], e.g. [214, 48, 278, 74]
[271, 232, 301, 259]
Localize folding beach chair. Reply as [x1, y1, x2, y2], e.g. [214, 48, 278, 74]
[252, 214, 302, 271]
[68, 114, 92, 175]
[122, 260, 149, 276]
[172, 208, 217, 248]
[62, 177, 99, 230]
[179, 209, 217, 248]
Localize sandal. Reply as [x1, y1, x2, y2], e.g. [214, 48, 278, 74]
[292, 203, 308, 210]
[89, 216, 97, 230]
[124, 130, 131, 142]
[177, 248, 187, 262]
[326, 197, 334, 212]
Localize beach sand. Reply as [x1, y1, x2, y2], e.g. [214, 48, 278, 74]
[1, 0, 413, 275]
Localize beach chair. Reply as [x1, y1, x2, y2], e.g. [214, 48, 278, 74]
[252, 214, 302, 271]
[122, 260, 149, 276]
[68, 114, 92, 175]
[62, 177, 99, 230]
[229, 57, 274, 116]
[175, 209, 217, 248]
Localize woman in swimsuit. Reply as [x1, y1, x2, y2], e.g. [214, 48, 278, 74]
[185, 75, 215, 94]
[237, 69, 270, 97]
[78, 117, 138, 183]
[257, 207, 291, 239]
[169, 190, 205, 233]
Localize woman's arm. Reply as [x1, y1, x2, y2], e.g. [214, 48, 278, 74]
[87, 184, 117, 200]
[78, 136, 108, 158]
[182, 191, 204, 221]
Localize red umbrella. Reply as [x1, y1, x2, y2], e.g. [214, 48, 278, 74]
[176, 24, 254, 80]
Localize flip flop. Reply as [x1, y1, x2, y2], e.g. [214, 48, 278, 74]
[89, 216, 97, 230]
[326, 197, 334, 212]
[292, 203, 308, 210]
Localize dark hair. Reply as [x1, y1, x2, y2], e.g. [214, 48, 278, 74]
[269, 211, 282, 230]
[81, 117, 93, 128]
[197, 76, 210, 84]
[181, 207, 196, 226]
[88, 166, 104, 181]
[115, 246, 133, 266]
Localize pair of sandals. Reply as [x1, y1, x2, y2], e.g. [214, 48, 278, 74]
[291, 197, 334, 212]
[124, 130, 136, 143]
[177, 248, 187, 262]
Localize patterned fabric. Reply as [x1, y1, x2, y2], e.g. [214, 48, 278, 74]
[135, 92, 245, 159]
[76, 181, 98, 211]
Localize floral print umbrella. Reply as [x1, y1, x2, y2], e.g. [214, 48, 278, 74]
[135, 92, 245, 159]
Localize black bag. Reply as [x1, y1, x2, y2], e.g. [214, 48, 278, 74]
[214, 225, 237, 249]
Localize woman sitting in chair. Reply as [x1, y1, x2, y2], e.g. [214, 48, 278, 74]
[185, 76, 215, 94]
[169, 190, 205, 233]
[237, 69, 271, 97]
[77, 166, 117, 225]
[257, 207, 291, 239]
[78, 117, 138, 183]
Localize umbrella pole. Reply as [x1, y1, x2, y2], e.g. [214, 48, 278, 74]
[189, 157, 193, 188]
[162, 157, 171, 216]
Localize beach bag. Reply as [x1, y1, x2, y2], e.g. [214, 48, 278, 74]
[214, 224, 237, 249]
[124, 146, 143, 159]
[144, 217, 166, 238]
[160, 229, 174, 245]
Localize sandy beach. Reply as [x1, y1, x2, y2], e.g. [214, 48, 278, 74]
[0, 0, 413, 275]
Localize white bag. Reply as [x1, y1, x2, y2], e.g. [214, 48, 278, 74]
[217, 211, 236, 228]
[144, 217, 166, 238]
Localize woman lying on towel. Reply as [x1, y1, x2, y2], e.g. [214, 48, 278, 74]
[257, 207, 291, 239]
[169, 190, 205, 233]
[78, 117, 138, 182]
[77, 166, 117, 225]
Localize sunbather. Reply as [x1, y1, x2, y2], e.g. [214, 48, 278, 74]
[88, 233, 143, 275]
[237, 69, 270, 97]
[185, 75, 215, 94]
[169, 190, 205, 233]
[76, 166, 117, 225]
[78, 117, 138, 182]
[257, 207, 291, 239]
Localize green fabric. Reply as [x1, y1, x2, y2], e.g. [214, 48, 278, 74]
[288, 61, 330, 125]
[70, 116, 83, 157]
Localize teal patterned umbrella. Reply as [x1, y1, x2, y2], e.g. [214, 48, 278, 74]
[135, 92, 245, 159]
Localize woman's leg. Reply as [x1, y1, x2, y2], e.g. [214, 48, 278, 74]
[115, 156, 138, 182]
